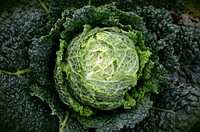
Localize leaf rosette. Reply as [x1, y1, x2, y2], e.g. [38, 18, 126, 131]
[53, 5, 165, 130]
[1, 1, 200, 132]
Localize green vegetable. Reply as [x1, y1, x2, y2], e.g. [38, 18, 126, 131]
[51, 5, 161, 130]
[55, 24, 153, 115]
[0, 0, 200, 132]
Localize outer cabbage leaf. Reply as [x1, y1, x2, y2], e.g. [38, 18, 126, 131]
[76, 97, 152, 132]
[130, 8, 200, 132]
[133, 76, 200, 132]
[177, 26, 200, 86]
[0, 1, 58, 131]
[135, 6, 181, 73]
[0, 73, 58, 132]
[0, 3, 47, 72]
[61, 0, 189, 13]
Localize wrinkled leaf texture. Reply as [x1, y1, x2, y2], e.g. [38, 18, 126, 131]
[0, 0, 200, 132]
[0, 1, 59, 131]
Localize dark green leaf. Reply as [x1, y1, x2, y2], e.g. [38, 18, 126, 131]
[77, 97, 152, 132]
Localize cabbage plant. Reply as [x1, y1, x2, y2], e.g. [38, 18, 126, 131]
[1, 1, 200, 132]
[52, 5, 164, 131]
[55, 24, 152, 116]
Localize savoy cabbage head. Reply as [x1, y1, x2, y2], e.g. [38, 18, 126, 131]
[0, 0, 200, 132]
[55, 24, 154, 116]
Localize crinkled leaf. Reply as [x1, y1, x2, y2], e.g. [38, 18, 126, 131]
[76, 97, 152, 132]
[0, 72, 58, 132]
[0, 2, 58, 131]
[177, 26, 200, 86]
[134, 77, 200, 131]
[0, 3, 47, 72]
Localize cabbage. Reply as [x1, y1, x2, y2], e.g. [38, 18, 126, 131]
[55, 24, 153, 116]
